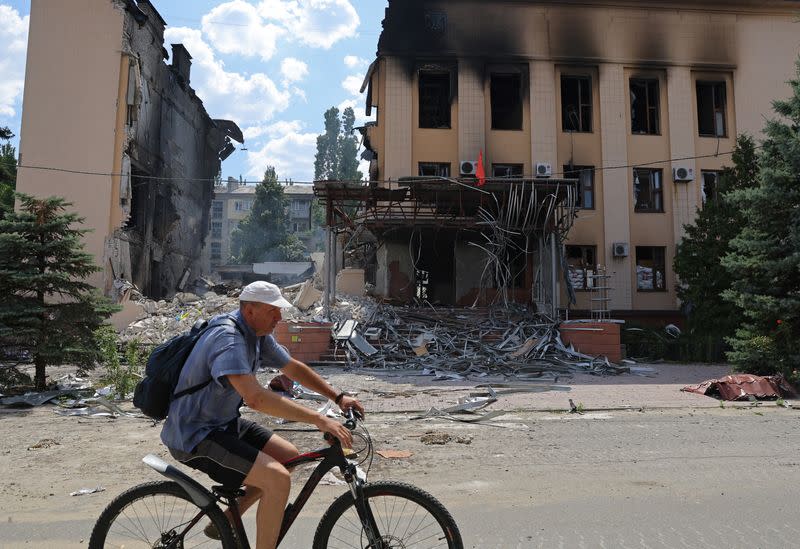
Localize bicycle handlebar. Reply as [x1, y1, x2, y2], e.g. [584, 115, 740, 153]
[323, 408, 363, 445]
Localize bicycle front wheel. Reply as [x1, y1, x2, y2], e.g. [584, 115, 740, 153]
[313, 481, 463, 549]
[88, 480, 237, 549]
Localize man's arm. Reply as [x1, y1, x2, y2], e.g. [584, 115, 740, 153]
[227, 373, 353, 446]
[281, 358, 365, 416]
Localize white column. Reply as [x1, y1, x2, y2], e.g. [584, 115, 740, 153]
[530, 61, 557, 169]
[458, 64, 485, 161]
[383, 58, 413, 182]
[667, 66, 698, 245]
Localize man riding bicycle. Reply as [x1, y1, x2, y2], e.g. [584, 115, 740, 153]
[160, 281, 365, 549]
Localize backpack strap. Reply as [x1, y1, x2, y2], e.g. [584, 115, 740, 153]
[172, 317, 246, 400]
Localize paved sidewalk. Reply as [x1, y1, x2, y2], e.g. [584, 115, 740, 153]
[309, 363, 788, 414]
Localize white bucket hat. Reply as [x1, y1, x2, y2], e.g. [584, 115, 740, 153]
[239, 281, 293, 308]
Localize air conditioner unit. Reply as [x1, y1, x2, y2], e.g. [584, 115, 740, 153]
[673, 166, 695, 182]
[612, 242, 629, 258]
[459, 160, 478, 176]
[535, 162, 552, 178]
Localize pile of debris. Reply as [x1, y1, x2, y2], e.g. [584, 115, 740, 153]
[329, 303, 635, 380]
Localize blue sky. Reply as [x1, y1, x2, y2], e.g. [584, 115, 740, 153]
[0, 0, 386, 183]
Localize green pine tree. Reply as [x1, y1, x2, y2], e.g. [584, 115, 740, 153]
[0, 194, 120, 390]
[721, 60, 800, 381]
[0, 127, 17, 220]
[230, 167, 306, 263]
[673, 135, 759, 359]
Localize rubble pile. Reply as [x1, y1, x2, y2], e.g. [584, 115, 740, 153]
[120, 292, 240, 344]
[334, 303, 631, 379]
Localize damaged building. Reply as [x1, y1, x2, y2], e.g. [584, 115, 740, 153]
[318, 0, 800, 322]
[16, 0, 243, 300]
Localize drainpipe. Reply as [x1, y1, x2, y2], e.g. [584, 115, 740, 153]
[550, 233, 558, 319]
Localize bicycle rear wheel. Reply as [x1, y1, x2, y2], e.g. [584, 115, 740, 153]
[313, 481, 463, 549]
[88, 480, 237, 548]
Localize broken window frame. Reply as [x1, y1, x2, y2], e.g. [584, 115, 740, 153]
[418, 162, 451, 177]
[561, 74, 592, 133]
[490, 71, 524, 131]
[491, 164, 524, 179]
[630, 78, 660, 135]
[563, 165, 595, 209]
[696, 80, 727, 137]
[565, 245, 597, 291]
[418, 70, 452, 129]
[635, 246, 667, 292]
[633, 168, 664, 213]
[701, 170, 721, 205]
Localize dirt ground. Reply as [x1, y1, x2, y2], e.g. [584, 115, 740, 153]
[0, 360, 770, 547]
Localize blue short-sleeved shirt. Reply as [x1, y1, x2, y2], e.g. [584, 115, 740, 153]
[160, 310, 291, 453]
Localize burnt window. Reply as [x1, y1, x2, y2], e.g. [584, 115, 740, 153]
[419, 71, 451, 129]
[563, 165, 595, 209]
[491, 73, 523, 130]
[566, 245, 597, 291]
[492, 164, 523, 178]
[636, 246, 666, 291]
[418, 162, 451, 177]
[701, 170, 721, 204]
[697, 81, 727, 137]
[630, 78, 660, 134]
[561, 75, 592, 132]
[633, 168, 663, 212]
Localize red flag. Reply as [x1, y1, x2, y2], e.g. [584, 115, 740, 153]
[476, 149, 486, 187]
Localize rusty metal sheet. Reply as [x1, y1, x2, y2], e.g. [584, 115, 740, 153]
[682, 374, 797, 401]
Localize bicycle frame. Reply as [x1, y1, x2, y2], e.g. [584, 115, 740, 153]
[218, 440, 381, 549]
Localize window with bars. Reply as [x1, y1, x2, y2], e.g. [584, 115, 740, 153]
[633, 168, 664, 212]
[697, 81, 727, 137]
[210, 242, 222, 262]
[636, 246, 666, 291]
[419, 71, 451, 129]
[563, 165, 595, 209]
[565, 245, 597, 291]
[418, 162, 451, 177]
[630, 78, 660, 135]
[561, 75, 592, 132]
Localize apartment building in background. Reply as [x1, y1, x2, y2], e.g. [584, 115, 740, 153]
[357, 0, 800, 321]
[209, 179, 315, 268]
[16, 0, 242, 299]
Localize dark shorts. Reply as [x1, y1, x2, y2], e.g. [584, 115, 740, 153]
[169, 418, 273, 487]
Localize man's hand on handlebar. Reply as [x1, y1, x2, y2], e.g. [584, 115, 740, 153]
[337, 395, 365, 418]
[315, 415, 353, 448]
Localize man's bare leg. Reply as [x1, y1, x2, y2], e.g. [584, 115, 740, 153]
[242, 451, 291, 549]
[229, 435, 299, 518]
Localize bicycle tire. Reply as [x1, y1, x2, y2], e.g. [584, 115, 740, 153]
[88, 480, 237, 549]
[312, 480, 463, 549]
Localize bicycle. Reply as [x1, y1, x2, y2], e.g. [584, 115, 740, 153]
[88, 410, 463, 548]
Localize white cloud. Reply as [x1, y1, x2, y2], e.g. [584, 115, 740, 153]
[280, 57, 309, 85]
[257, 0, 360, 49]
[245, 120, 318, 182]
[0, 5, 29, 119]
[164, 27, 291, 124]
[344, 55, 368, 68]
[341, 74, 364, 96]
[201, 0, 284, 61]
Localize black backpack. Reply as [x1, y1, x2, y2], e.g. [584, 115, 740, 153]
[133, 317, 244, 420]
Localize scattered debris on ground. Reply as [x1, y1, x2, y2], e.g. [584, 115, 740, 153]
[682, 374, 797, 401]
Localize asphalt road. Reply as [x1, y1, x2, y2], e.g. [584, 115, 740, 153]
[3, 407, 799, 548]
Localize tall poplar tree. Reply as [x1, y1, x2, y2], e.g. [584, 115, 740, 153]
[0, 195, 119, 389]
[0, 127, 16, 219]
[722, 60, 800, 379]
[314, 106, 363, 181]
